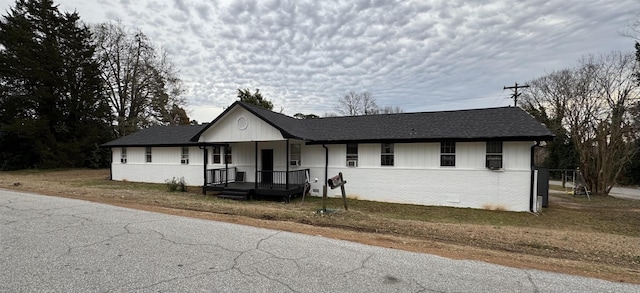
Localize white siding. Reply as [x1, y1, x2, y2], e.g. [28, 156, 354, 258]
[110, 136, 536, 211]
[122, 147, 146, 163]
[358, 144, 380, 167]
[111, 146, 204, 185]
[457, 142, 485, 169]
[112, 163, 203, 186]
[300, 141, 536, 211]
[306, 166, 531, 211]
[395, 143, 439, 168]
[301, 143, 325, 167]
[198, 107, 284, 142]
[112, 147, 123, 163]
[503, 141, 532, 170]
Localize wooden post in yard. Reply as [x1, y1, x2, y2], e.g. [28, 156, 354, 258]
[339, 172, 348, 210]
[322, 185, 327, 212]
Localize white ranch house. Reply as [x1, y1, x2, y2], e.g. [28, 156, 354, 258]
[103, 101, 553, 212]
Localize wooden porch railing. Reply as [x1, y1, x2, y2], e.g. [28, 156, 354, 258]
[206, 168, 308, 190]
[206, 167, 236, 185]
[257, 169, 308, 190]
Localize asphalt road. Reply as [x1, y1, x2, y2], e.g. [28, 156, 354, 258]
[549, 180, 640, 200]
[1, 189, 638, 292]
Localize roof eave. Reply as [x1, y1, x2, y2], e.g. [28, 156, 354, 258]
[189, 101, 242, 142]
[101, 142, 204, 148]
[236, 102, 299, 138]
[305, 135, 555, 145]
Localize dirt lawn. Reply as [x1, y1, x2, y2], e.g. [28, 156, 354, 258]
[1, 169, 639, 284]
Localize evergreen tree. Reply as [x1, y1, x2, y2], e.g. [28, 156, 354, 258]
[293, 113, 320, 119]
[237, 88, 274, 110]
[0, 0, 112, 170]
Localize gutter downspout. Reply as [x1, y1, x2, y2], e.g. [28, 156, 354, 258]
[322, 144, 328, 212]
[286, 139, 290, 190]
[529, 141, 540, 212]
[255, 141, 258, 189]
[322, 144, 328, 188]
[109, 148, 113, 181]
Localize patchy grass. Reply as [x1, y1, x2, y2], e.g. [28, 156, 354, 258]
[74, 179, 168, 191]
[1, 169, 639, 284]
[302, 194, 640, 237]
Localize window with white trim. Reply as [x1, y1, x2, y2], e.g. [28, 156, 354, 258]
[486, 141, 503, 169]
[181, 147, 189, 164]
[440, 142, 455, 167]
[212, 146, 221, 164]
[121, 147, 127, 164]
[145, 147, 152, 163]
[346, 143, 358, 167]
[381, 143, 394, 166]
[290, 143, 301, 166]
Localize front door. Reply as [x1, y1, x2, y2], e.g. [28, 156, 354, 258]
[261, 149, 274, 184]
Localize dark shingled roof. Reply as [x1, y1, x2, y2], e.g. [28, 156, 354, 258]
[105, 101, 553, 147]
[102, 125, 206, 147]
[191, 101, 306, 141]
[192, 101, 553, 144]
[298, 106, 554, 144]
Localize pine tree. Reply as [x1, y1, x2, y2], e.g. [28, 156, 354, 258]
[0, 0, 112, 170]
[237, 88, 274, 110]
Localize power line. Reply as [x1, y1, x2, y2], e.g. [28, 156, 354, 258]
[503, 82, 530, 107]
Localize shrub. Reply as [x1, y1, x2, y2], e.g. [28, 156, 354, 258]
[166, 177, 187, 192]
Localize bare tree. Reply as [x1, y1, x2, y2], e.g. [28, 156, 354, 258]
[323, 112, 338, 117]
[521, 51, 640, 195]
[92, 22, 186, 137]
[360, 92, 378, 115]
[378, 105, 404, 114]
[336, 91, 362, 116]
[336, 91, 379, 116]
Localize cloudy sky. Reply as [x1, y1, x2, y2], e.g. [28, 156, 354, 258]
[1, 0, 638, 122]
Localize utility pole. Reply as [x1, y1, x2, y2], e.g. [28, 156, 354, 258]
[503, 82, 530, 107]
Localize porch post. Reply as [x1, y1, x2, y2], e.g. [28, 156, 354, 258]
[254, 141, 258, 189]
[224, 143, 229, 187]
[201, 145, 208, 195]
[286, 139, 290, 190]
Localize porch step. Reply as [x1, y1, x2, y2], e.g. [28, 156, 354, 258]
[217, 190, 250, 200]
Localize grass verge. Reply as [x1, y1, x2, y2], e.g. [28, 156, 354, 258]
[1, 169, 639, 284]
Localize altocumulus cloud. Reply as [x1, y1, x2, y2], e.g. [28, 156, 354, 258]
[1, 0, 636, 121]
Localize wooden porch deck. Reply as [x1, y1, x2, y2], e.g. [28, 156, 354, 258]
[204, 168, 309, 202]
[205, 182, 306, 201]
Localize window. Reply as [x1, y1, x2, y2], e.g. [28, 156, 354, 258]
[440, 142, 456, 167]
[121, 147, 127, 164]
[290, 143, 301, 166]
[212, 146, 221, 164]
[225, 145, 232, 164]
[486, 141, 503, 169]
[346, 143, 358, 167]
[145, 147, 152, 163]
[381, 143, 394, 166]
[181, 147, 189, 164]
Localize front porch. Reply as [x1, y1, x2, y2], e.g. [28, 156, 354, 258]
[204, 167, 309, 201]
